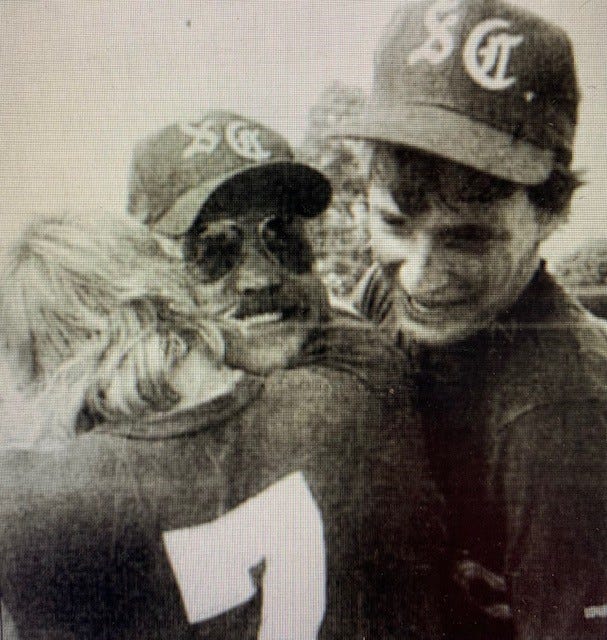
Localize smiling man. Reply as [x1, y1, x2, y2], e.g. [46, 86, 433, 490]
[128, 111, 332, 374]
[334, 0, 607, 638]
[363, 144, 554, 345]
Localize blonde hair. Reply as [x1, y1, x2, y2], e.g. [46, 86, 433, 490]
[0, 212, 226, 447]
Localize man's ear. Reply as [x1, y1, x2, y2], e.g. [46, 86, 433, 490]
[538, 207, 567, 242]
[0, 341, 35, 390]
[155, 234, 184, 260]
[533, 193, 569, 241]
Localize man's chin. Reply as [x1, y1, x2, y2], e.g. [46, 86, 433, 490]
[392, 312, 486, 347]
[224, 325, 312, 375]
[385, 292, 489, 346]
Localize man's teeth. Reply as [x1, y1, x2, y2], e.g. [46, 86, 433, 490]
[407, 296, 469, 312]
[408, 297, 431, 313]
[240, 311, 283, 327]
[222, 305, 240, 319]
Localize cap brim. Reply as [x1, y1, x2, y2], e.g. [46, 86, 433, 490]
[152, 161, 332, 237]
[332, 103, 555, 186]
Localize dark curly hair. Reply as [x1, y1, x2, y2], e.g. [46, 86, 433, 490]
[369, 141, 583, 224]
[526, 166, 584, 222]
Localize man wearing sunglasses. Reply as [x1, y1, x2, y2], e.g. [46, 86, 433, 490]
[128, 112, 333, 375]
[334, 0, 607, 638]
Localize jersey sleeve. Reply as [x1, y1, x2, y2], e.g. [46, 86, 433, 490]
[499, 400, 607, 639]
[296, 315, 407, 393]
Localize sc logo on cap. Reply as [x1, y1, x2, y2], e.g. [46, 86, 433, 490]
[463, 19, 524, 90]
[409, 0, 524, 91]
[180, 119, 272, 161]
[408, 0, 461, 65]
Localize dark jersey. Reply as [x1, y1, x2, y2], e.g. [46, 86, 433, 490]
[0, 323, 445, 639]
[358, 263, 607, 639]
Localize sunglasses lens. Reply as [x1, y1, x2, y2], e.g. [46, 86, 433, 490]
[190, 224, 243, 283]
[260, 216, 314, 274]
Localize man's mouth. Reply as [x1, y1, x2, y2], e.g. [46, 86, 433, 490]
[238, 311, 283, 328]
[225, 302, 312, 326]
[401, 292, 476, 320]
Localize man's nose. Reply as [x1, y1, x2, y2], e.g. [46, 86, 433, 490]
[398, 234, 451, 293]
[395, 235, 440, 292]
[232, 249, 283, 295]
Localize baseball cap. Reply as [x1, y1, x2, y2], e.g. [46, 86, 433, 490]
[128, 112, 332, 236]
[334, 0, 579, 185]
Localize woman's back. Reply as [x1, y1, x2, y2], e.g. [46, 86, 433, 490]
[0, 214, 445, 639]
[0, 326, 445, 639]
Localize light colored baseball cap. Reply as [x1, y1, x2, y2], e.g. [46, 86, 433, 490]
[334, 0, 579, 185]
[128, 111, 332, 236]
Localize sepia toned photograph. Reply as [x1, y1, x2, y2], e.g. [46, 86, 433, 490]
[0, 1, 606, 637]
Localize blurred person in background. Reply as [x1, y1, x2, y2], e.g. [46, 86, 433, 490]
[128, 111, 336, 376]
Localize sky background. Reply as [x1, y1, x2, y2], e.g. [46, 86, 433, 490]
[1, 0, 606, 262]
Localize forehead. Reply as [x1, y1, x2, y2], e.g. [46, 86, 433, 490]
[372, 143, 486, 180]
[369, 183, 536, 235]
[404, 203, 518, 234]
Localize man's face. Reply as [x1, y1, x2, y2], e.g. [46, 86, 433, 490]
[367, 146, 550, 345]
[185, 206, 328, 374]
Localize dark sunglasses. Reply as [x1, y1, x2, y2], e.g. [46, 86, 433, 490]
[371, 149, 519, 213]
[185, 216, 314, 283]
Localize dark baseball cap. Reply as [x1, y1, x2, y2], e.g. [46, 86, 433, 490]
[334, 0, 579, 185]
[128, 111, 332, 236]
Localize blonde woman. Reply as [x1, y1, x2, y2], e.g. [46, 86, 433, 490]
[0, 213, 444, 639]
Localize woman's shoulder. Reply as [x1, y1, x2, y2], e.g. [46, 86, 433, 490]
[0, 435, 118, 492]
[0, 436, 126, 540]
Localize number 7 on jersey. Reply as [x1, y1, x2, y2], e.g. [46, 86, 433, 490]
[163, 472, 327, 640]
